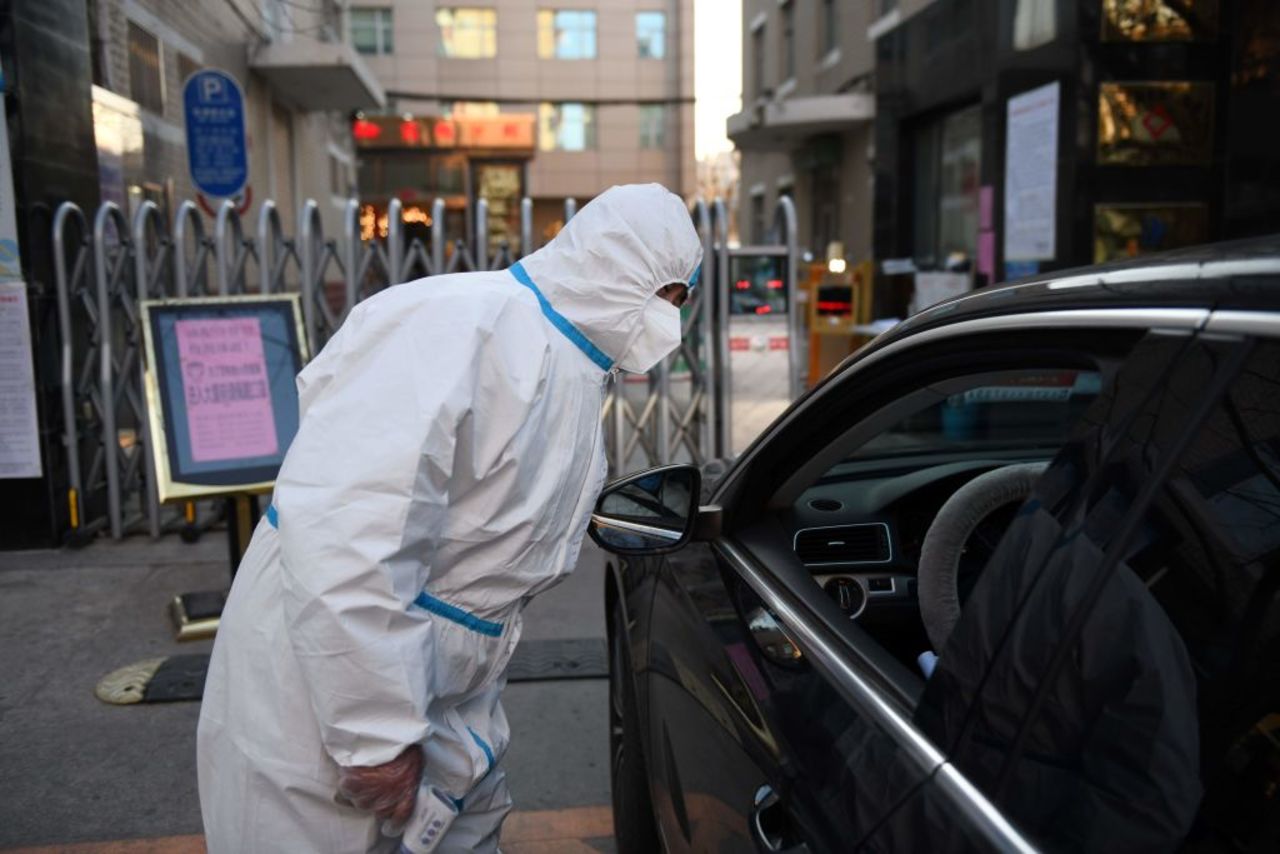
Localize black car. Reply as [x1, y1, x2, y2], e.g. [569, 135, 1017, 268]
[590, 239, 1280, 853]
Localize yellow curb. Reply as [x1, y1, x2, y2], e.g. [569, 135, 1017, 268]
[2, 806, 615, 853]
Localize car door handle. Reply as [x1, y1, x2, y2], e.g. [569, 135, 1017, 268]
[751, 785, 811, 853]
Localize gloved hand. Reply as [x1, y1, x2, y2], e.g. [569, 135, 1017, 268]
[338, 745, 424, 826]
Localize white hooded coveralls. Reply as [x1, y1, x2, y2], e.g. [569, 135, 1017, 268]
[196, 184, 702, 852]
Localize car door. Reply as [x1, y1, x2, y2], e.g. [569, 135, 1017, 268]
[864, 324, 1280, 852]
[641, 313, 1168, 852]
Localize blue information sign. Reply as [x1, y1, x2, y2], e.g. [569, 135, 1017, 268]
[184, 70, 248, 198]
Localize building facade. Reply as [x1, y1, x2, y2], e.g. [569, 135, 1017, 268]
[870, 0, 1280, 312]
[727, 0, 876, 261]
[0, 0, 382, 548]
[348, 0, 696, 249]
[730, 0, 1280, 318]
[88, 0, 383, 240]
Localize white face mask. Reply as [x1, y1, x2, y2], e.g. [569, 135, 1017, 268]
[616, 296, 681, 374]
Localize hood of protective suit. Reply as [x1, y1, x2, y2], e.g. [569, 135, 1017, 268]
[517, 183, 702, 373]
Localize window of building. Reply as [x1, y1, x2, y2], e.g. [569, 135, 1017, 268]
[913, 104, 982, 268]
[437, 8, 497, 58]
[636, 11, 666, 59]
[537, 10, 597, 60]
[177, 53, 201, 88]
[127, 22, 164, 114]
[752, 25, 766, 97]
[639, 105, 666, 149]
[447, 101, 501, 118]
[820, 0, 838, 56]
[781, 1, 796, 82]
[351, 7, 394, 55]
[330, 154, 351, 197]
[539, 102, 596, 151]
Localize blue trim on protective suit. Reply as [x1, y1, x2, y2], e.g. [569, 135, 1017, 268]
[412, 591, 504, 637]
[508, 261, 614, 371]
[266, 504, 278, 528]
[688, 262, 701, 288]
[467, 727, 496, 774]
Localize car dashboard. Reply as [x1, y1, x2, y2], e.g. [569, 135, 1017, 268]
[777, 451, 1053, 660]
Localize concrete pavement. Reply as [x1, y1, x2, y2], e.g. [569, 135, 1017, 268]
[0, 531, 614, 850]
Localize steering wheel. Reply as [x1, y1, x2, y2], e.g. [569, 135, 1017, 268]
[916, 462, 1048, 652]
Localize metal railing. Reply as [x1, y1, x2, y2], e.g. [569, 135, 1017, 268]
[48, 192, 795, 540]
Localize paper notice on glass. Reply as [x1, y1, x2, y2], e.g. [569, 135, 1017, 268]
[1004, 81, 1059, 261]
[175, 317, 279, 462]
[910, 272, 971, 315]
[0, 281, 42, 478]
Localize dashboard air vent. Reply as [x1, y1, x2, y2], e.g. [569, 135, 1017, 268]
[794, 524, 891, 565]
[808, 498, 844, 512]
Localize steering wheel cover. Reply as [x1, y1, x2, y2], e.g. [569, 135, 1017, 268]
[917, 462, 1049, 652]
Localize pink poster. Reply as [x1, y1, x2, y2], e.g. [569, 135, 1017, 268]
[978, 230, 997, 279]
[980, 185, 994, 230]
[175, 317, 278, 462]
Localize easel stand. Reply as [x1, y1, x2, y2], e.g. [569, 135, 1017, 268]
[168, 494, 261, 641]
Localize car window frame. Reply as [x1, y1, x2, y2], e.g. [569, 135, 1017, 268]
[708, 308, 1222, 852]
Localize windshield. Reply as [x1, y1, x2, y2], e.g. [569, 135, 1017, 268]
[851, 370, 1103, 460]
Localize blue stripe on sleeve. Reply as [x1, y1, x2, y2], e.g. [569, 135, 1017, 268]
[412, 591, 504, 638]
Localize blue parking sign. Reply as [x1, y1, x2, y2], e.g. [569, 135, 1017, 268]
[184, 70, 247, 198]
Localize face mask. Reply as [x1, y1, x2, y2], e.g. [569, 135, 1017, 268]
[616, 297, 681, 374]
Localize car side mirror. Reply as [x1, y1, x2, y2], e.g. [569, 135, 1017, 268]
[589, 464, 718, 555]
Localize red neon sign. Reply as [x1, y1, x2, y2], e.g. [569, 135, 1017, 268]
[755, 305, 773, 315]
[434, 120, 456, 145]
[352, 119, 382, 141]
[399, 120, 422, 145]
[735, 280, 751, 290]
[766, 279, 784, 290]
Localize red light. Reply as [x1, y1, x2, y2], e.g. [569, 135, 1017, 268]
[735, 280, 751, 290]
[434, 120, 456, 145]
[352, 119, 382, 141]
[816, 301, 852, 312]
[755, 305, 773, 315]
[766, 279, 784, 290]
[399, 120, 422, 145]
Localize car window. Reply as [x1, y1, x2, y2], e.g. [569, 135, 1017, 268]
[791, 366, 1104, 673]
[893, 333, 1280, 851]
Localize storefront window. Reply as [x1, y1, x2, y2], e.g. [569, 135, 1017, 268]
[1093, 203, 1209, 262]
[538, 103, 596, 151]
[636, 12, 666, 59]
[1097, 82, 1214, 166]
[537, 10, 597, 60]
[913, 105, 982, 267]
[1101, 0, 1219, 42]
[436, 8, 497, 58]
[475, 162, 523, 256]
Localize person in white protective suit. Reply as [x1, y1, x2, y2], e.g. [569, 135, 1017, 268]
[196, 183, 702, 853]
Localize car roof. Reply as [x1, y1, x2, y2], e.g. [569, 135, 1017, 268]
[852, 234, 1280, 355]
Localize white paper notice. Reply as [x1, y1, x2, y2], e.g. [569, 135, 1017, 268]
[0, 281, 42, 478]
[910, 272, 972, 315]
[1004, 81, 1060, 261]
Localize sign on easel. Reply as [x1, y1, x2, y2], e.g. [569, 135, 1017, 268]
[141, 295, 308, 502]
